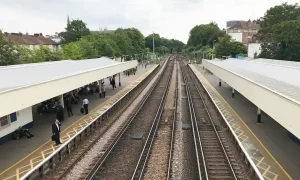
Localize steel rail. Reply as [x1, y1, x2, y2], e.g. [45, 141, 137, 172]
[84, 55, 173, 180]
[131, 58, 174, 180]
[182, 59, 238, 180]
[180, 59, 205, 180]
[166, 56, 178, 180]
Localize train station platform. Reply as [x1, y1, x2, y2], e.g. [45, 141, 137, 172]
[189, 64, 295, 180]
[0, 64, 158, 180]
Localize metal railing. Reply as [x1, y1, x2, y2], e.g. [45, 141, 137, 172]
[20, 64, 161, 180]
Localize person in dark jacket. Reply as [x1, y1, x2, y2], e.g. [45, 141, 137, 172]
[52, 119, 62, 145]
[56, 102, 65, 121]
[65, 95, 73, 117]
[111, 77, 116, 89]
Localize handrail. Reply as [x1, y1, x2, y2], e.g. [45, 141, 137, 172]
[20, 62, 161, 180]
[188, 64, 264, 180]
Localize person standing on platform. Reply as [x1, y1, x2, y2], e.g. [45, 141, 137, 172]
[56, 102, 64, 122]
[65, 95, 73, 117]
[52, 119, 62, 146]
[111, 77, 116, 90]
[101, 81, 106, 98]
[82, 97, 89, 114]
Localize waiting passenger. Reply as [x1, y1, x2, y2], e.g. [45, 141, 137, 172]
[82, 97, 89, 114]
[111, 78, 116, 89]
[65, 95, 73, 117]
[101, 81, 106, 98]
[56, 102, 64, 122]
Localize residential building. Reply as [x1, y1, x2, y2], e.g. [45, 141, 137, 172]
[5, 32, 60, 51]
[45, 32, 62, 44]
[226, 21, 260, 46]
[226, 20, 246, 29]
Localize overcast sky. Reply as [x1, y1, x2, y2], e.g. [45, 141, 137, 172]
[0, 0, 298, 43]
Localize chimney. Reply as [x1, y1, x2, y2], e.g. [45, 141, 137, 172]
[26, 32, 29, 35]
[39, 33, 43, 36]
[19, 32, 23, 36]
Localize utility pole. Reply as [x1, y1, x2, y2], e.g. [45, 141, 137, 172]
[153, 31, 155, 62]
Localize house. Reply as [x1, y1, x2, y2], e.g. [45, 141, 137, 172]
[5, 33, 61, 51]
[226, 21, 260, 46]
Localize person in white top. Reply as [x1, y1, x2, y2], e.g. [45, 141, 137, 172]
[83, 97, 89, 114]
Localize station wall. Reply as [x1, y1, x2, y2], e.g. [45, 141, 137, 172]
[0, 107, 33, 144]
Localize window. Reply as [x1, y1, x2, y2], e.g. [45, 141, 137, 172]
[0, 116, 9, 127]
[10, 113, 17, 123]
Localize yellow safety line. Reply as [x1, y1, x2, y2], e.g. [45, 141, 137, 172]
[190, 65, 292, 180]
[263, 166, 271, 176]
[16, 168, 19, 180]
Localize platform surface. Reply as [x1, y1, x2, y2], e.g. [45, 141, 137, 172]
[0, 64, 157, 180]
[190, 64, 297, 180]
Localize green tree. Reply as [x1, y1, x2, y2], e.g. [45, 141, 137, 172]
[231, 41, 247, 57]
[59, 20, 90, 44]
[145, 33, 161, 51]
[62, 42, 83, 60]
[124, 28, 145, 54]
[259, 20, 300, 61]
[258, 3, 300, 61]
[77, 38, 98, 59]
[187, 23, 220, 48]
[214, 35, 233, 58]
[0, 31, 20, 65]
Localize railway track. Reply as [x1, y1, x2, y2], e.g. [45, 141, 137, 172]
[41, 58, 163, 180]
[83, 55, 174, 180]
[135, 57, 177, 180]
[179, 57, 250, 180]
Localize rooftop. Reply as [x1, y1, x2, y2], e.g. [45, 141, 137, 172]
[5, 33, 58, 45]
[208, 58, 300, 104]
[0, 58, 119, 93]
[228, 21, 260, 30]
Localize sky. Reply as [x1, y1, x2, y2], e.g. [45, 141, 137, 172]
[0, 0, 298, 43]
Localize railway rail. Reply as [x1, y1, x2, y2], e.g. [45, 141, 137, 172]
[179, 57, 252, 180]
[134, 57, 178, 180]
[84, 55, 174, 180]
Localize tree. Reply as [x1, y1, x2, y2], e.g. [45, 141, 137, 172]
[77, 38, 98, 59]
[145, 33, 161, 51]
[231, 41, 247, 57]
[258, 3, 300, 61]
[0, 30, 20, 65]
[259, 20, 300, 61]
[124, 28, 145, 54]
[187, 23, 220, 48]
[62, 42, 83, 60]
[214, 35, 233, 58]
[59, 20, 90, 44]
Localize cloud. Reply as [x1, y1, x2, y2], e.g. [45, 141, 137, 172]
[0, 0, 299, 43]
